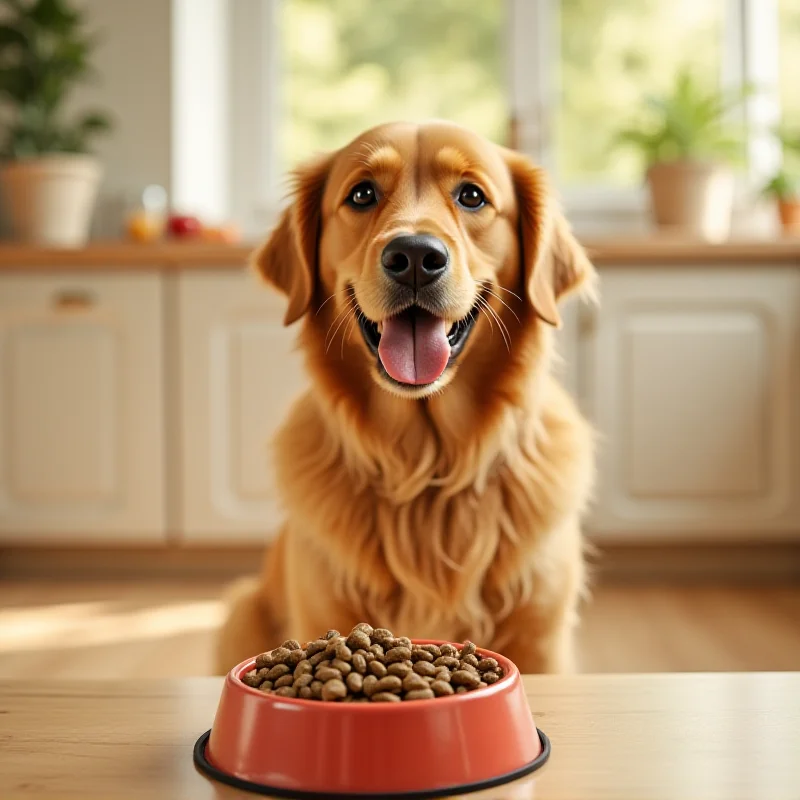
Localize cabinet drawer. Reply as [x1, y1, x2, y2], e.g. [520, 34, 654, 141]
[0, 273, 166, 541]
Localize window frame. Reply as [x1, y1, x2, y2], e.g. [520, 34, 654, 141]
[211, 0, 787, 236]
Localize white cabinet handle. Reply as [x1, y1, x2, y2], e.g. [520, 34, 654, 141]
[53, 289, 96, 311]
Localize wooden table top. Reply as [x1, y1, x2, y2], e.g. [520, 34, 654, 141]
[1, 673, 798, 799]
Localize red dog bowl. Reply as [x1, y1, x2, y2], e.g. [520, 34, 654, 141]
[194, 641, 549, 798]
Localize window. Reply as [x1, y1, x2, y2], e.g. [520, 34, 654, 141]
[780, 0, 800, 126]
[280, 0, 508, 168]
[218, 0, 800, 232]
[555, 0, 724, 187]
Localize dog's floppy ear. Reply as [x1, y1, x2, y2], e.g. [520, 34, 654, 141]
[504, 150, 595, 328]
[252, 153, 332, 325]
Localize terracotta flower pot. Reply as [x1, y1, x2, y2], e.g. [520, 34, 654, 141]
[0, 154, 102, 247]
[778, 198, 800, 233]
[646, 160, 734, 241]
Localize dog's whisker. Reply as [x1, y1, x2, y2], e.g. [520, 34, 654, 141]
[474, 296, 495, 340]
[483, 289, 521, 324]
[341, 313, 359, 359]
[479, 297, 511, 352]
[316, 288, 345, 316]
[324, 298, 357, 349]
[486, 283, 523, 302]
[325, 299, 358, 355]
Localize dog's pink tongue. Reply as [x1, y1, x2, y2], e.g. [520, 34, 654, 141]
[378, 310, 450, 385]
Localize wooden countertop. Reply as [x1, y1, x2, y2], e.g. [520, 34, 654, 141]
[1, 673, 798, 799]
[0, 235, 799, 270]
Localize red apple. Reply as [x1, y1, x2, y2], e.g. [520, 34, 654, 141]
[167, 214, 203, 239]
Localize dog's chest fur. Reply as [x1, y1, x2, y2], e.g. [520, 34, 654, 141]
[274, 375, 593, 643]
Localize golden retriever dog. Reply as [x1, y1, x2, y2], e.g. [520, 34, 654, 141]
[216, 121, 595, 675]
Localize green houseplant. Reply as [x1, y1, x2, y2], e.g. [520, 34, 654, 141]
[0, 0, 112, 246]
[762, 129, 800, 233]
[615, 68, 751, 240]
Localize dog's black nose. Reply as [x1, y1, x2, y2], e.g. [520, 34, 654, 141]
[381, 234, 449, 289]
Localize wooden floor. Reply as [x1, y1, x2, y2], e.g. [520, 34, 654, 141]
[0, 579, 798, 678]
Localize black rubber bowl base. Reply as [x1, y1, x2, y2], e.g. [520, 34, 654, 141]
[193, 728, 550, 799]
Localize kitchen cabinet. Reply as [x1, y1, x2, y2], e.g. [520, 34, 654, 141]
[177, 270, 307, 541]
[585, 266, 800, 540]
[0, 273, 165, 540]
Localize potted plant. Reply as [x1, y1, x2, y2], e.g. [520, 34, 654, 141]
[0, 0, 112, 247]
[762, 129, 800, 234]
[615, 68, 751, 241]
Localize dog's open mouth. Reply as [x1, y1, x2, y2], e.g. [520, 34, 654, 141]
[357, 302, 480, 387]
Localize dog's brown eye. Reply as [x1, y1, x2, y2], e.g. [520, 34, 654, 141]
[346, 181, 378, 209]
[456, 183, 486, 210]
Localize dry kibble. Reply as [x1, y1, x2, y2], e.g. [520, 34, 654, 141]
[353, 622, 374, 636]
[346, 630, 371, 651]
[374, 675, 403, 694]
[413, 661, 437, 678]
[368, 660, 388, 678]
[270, 647, 292, 664]
[316, 666, 342, 683]
[331, 658, 352, 675]
[294, 674, 314, 689]
[294, 660, 313, 677]
[306, 639, 328, 656]
[405, 689, 435, 701]
[387, 662, 412, 678]
[402, 673, 429, 692]
[255, 652, 273, 670]
[412, 648, 434, 663]
[321, 679, 348, 702]
[286, 649, 307, 667]
[334, 643, 353, 662]
[371, 692, 401, 703]
[346, 672, 364, 694]
[385, 646, 412, 664]
[266, 663, 291, 681]
[461, 641, 477, 658]
[325, 637, 346, 657]
[451, 670, 481, 689]
[308, 651, 328, 667]
[371, 628, 394, 645]
[242, 669, 262, 688]
[250, 624, 503, 702]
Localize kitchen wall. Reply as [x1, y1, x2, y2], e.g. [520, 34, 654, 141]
[71, 0, 173, 236]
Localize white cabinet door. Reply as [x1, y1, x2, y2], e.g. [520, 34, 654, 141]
[178, 270, 307, 541]
[587, 266, 800, 540]
[0, 274, 165, 541]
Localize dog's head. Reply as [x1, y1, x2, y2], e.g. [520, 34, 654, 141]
[255, 121, 594, 399]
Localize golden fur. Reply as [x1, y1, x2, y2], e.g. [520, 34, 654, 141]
[216, 121, 596, 674]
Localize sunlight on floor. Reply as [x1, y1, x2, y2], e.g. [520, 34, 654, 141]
[0, 599, 224, 652]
